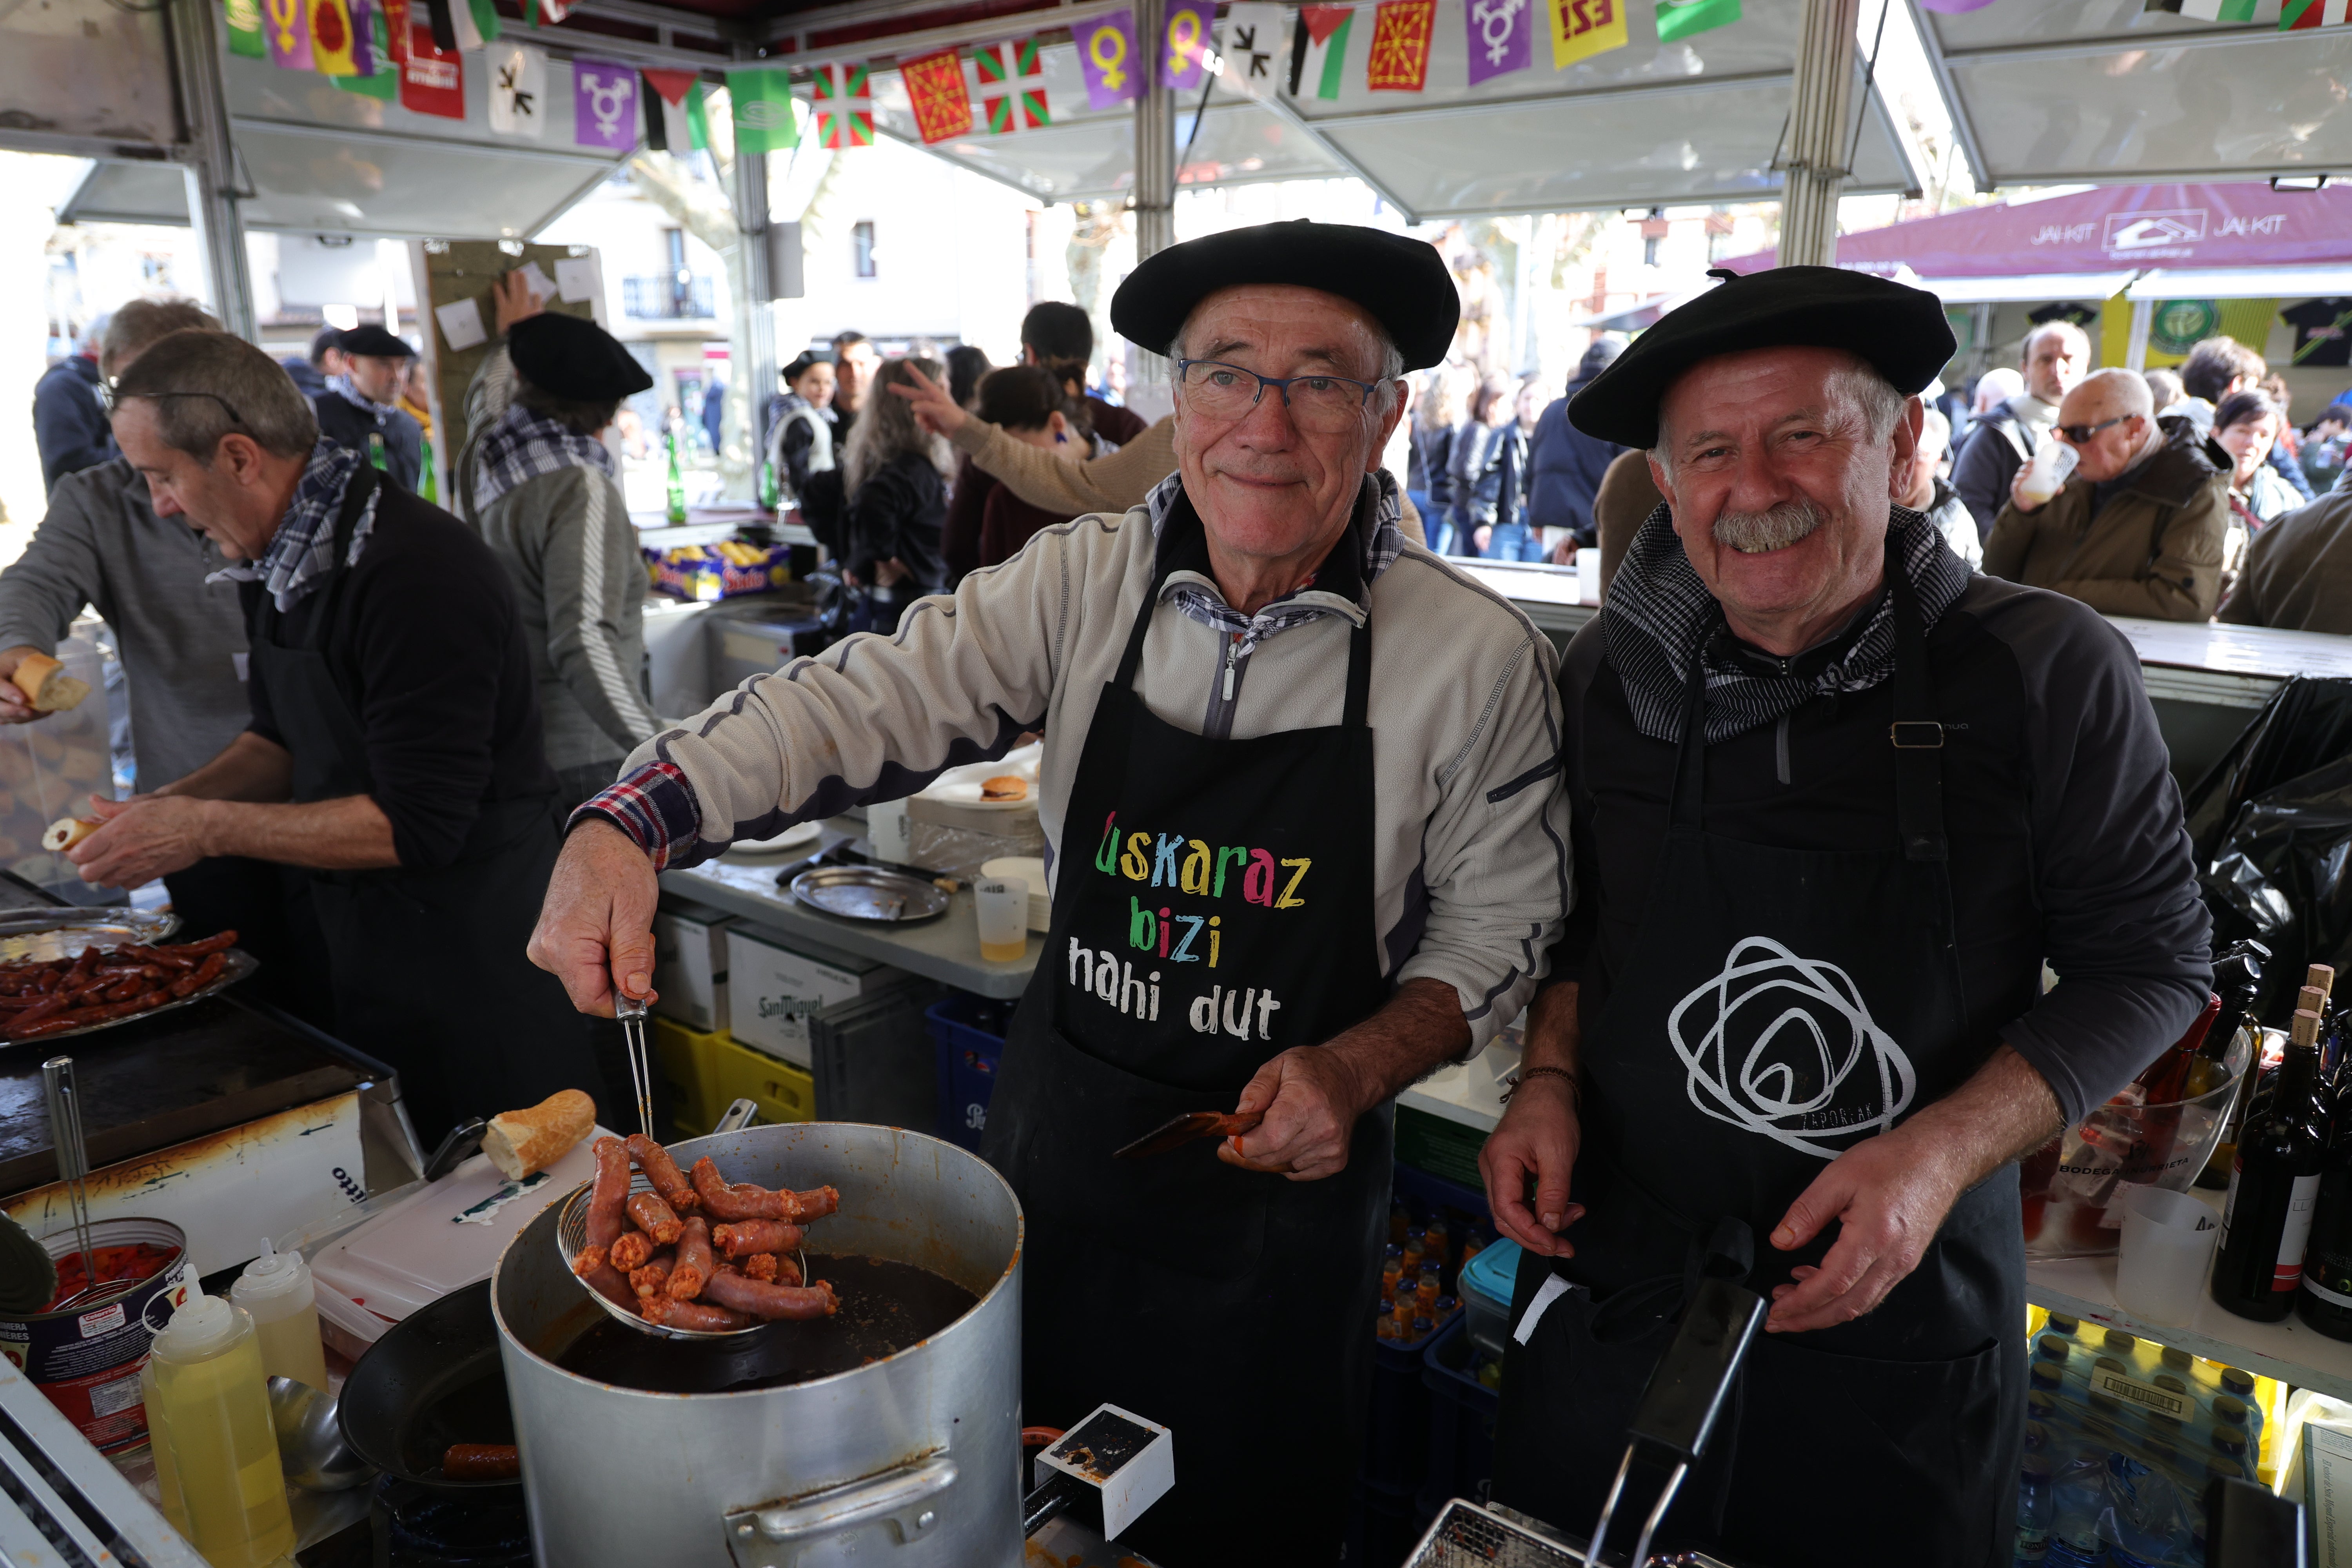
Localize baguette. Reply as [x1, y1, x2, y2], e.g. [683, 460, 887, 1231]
[10, 653, 88, 713]
[40, 817, 98, 853]
[483, 1088, 597, 1180]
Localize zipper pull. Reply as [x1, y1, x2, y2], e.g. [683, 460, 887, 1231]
[1223, 637, 1240, 701]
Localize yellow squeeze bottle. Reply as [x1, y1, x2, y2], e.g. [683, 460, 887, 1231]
[230, 1240, 329, 1396]
[144, 1294, 296, 1567]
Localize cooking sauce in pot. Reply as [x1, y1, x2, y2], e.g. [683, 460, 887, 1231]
[550, 1255, 979, 1393]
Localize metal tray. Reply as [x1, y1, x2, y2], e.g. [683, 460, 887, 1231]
[787, 866, 950, 924]
[0, 908, 179, 962]
[0, 947, 257, 1047]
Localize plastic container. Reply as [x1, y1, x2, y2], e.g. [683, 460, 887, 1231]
[0, 1215, 194, 1453]
[2018, 437, 2080, 506]
[973, 875, 1029, 963]
[230, 1239, 329, 1395]
[1459, 1238, 1523, 1359]
[2116, 1186, 2222, 1326]
[141, 1294, 296, 1567]
[927, 992, 1009, 1153]
[1418, 1314, 1500, 1520]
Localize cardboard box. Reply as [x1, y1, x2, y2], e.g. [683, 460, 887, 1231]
[727, 926, 902, 1067]
[653, 904, 732, 1033]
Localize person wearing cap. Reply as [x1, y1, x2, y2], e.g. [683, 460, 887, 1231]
[455, 278, 666, 810]
[69, 327, 608, 1146]
[310, 324, 424, 492]
[1477, 267, 2210, 1563]
[525, 218, 1566, 1561]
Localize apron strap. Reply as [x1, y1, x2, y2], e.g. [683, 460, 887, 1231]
[1884, 534, 1949, 864]
[1111, 563, 1170, 693]
[1668, 626, 1712, 833]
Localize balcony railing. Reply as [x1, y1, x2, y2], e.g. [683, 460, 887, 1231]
[622, 274, 716, 320]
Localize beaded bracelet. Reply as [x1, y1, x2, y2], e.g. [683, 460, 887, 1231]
[1501, 1064, 1579, 1105]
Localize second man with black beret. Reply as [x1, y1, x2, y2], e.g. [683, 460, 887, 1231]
[310, 323, 425, 492]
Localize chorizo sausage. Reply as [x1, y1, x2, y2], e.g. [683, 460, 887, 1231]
[625, 1134, 698, 1212]
[608, 1229, 652, 1273]
[689, 1158, 839, 1224]
[585, 1138, 630, 1250]
[628, 1249, 675, 1300]
[569, 1247, 634, 1309]
[157, 931, 237, 956]
[624, 1191, 683, 1246]
[442, 1444, 521, 1481]
[668, 1216, 713, 1301]
[169, 951, 227, 999]
[701, 1268, 838, 1321]
[712, 1220, 803, 1260]
[641, 1295, 755, 1332]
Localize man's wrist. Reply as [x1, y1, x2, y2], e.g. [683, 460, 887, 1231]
[191, 798, 232, 859]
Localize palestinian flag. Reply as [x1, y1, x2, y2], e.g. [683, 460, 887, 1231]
[1289, 6, 1354, 99]
[975, 36, 1048, 133]
[440, 0, 499, 52]
[641, 69, 708, 151]
[813, 62, 873, 148]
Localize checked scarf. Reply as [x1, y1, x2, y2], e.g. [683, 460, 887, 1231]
[1143, 468, 1406, 656]
[470, 401, 617, 514]
[1603, 503, 1970, 745]
[207, 439, 378, 612]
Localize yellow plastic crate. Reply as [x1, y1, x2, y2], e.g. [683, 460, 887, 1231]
[655, 1016, 814, 1138]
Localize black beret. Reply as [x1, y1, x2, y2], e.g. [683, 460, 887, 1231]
[1110, 219, 1459, 372]
[1568, 266, 1955, 448]
[336, 324, 415, 360]
[509, 312, 654, 401]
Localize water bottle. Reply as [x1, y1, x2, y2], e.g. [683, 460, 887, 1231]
[367, 430, 388, 470]
[418, 430, 437, 504]
[664, 424, 687, 525]
[2043, 1448, 2108, 1567]
[2015, 1453, 2053, 1563]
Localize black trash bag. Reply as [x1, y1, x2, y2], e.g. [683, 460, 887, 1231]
[2190, 677, 2352, 1020]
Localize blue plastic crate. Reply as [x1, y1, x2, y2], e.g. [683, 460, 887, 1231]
[926, 993, 1009, 1151]
[1417, 1315, 1501, 1519]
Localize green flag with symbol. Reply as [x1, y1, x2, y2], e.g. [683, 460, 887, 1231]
[728, 67, 798, 154]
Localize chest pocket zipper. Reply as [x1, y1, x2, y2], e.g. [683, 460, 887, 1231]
[1775, 711, 1791, 787]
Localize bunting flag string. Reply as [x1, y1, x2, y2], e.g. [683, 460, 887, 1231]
[1547, 0, 1628, 67]
[1075, 8, 1140, 109]
[812, 62, 873, 147]
[2281, 0, 2350, 24]
[1220, 2, 1289, 98]
[1465, 0, 1533, 84]
[975, 38, 1051, 133]
[902, 47, 975, 141]
[1365, 0, 1435, 90]
[576, 58, 643, 150]
[1657, 0, 1742, 40]
[726, 66, 798, 153]
[1292, 5, 1356, 98]
[1161, 0, 1215, 88]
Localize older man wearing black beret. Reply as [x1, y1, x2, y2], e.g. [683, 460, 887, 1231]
[526, 220, 1568, 1561]
[1479, 266, 2212, 1563]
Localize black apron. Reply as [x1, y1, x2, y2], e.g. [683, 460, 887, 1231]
[982, 567, 1388, 1566]
[1492, 549, 2024, 1567]
[248, 466, 608, 1143]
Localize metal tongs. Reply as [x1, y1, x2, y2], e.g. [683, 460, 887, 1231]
[41, 1055, 105, 1310]
[616, 989, 655, 1138]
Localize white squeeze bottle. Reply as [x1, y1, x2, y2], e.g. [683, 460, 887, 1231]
[231, 1240, 328, 1395]
[143, 1294, 296, 1567]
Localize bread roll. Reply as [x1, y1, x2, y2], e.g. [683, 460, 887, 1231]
[41, 817, 98, 853]
[11, 653, 88, 713]
[483, 1089, 597, 1180]
[980, 776, 1027, 801]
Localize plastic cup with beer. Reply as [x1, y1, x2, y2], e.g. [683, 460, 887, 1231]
[2017, 439, 2079, 507]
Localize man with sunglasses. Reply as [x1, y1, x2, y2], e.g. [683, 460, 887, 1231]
[64, 328, 609, 1146]
[524, 220, 1567, 1562]
[1982, 366, 2231, 621]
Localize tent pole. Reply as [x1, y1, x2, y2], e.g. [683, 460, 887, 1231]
[1777, 0, 1862, 269]
[165, 0, 256, 339]
[1133, 0, 1175, 263]
[729, 68, 777, 501]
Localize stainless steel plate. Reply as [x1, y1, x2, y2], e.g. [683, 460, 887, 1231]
[0, 948, 256, 1047]
[0, 908, 179, 963]
[788, 866, 949, 923]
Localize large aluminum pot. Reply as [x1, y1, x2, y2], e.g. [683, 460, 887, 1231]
[491, 1122, 1022, 1568]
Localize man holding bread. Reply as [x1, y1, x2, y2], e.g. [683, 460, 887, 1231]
[65, 326, 607, 1142]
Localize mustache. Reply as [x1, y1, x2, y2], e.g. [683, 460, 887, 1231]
[1712, 497, 1828, 555]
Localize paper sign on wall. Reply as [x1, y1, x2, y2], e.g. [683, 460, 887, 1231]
[435, 297, 488, 351]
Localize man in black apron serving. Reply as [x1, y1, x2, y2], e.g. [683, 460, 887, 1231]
[529, 222, 1570, 1563]
[1480, 269, 2212, 1564]
[71, 328, 610, 1143]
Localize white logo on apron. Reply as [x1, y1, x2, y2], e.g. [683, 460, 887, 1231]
[1667, 936, 1917, 1160]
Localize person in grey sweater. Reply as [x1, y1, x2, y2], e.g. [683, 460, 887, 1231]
[0, 300, 332, 1019]
[458, 278, 664, 808]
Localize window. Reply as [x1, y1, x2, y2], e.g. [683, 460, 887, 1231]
[852, 221, 877, 279]
[1643, 235, 1662, 268]
[1708, 229, 1730, 263]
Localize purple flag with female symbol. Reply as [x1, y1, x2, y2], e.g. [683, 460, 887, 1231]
[1464, 0, 1532, 85]
[1076, 8, 1140, 110]
[572, 58, 640, 150]
[1161, 0, 1216, 89]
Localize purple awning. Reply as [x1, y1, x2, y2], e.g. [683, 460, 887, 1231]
[1716, 182, 2352, 280]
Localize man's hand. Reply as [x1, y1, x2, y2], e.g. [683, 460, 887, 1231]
[527, 818, 661, 1017]
[1219, 1045, 1376, 1181]
[887, 363, 969, 438]
[1473, 525, 1493, 555]
[492, 270, 545, 335]
[67, 795, 210, 887]
[1481, 1076, 1585, 1258]
[875, 558, 910, 588]
[0, 646, 49, 725]
[1762, 1124, 1969, 1333]
[2007, 459, 2048, 515]
[1549, 538, 1579, 566]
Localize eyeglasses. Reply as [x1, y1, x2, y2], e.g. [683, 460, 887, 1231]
[1174, 359, 1383, 433]
[2056, 415, 2129, 444]
[102, 387, 246, 425]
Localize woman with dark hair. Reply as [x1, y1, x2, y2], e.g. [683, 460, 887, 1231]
[946, 344, 993, 410]
[766, 351, 838, 503]
[2216, 389, 2299, 531]
[840, 358, 953, 633]
[964, 366, 1098, 570]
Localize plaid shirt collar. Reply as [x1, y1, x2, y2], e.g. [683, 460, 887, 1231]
[471, 401, 617, 513]
[1142, 468, 1403, 657]
[206, 440, 379, 613]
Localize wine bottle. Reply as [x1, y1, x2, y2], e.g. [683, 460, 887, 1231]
[2196, 942, 2272, 1188]
[2213, 1007, 2328, 1322]
[2136, 993, 2223, 1104]
[2301, 1042, 2352, 1341]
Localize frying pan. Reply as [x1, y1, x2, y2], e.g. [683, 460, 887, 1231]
[338, 1279, 518, 1490]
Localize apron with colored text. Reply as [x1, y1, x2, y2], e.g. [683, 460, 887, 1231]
[1492, 546, 2025, 1567]
[982, 566, 1388, 1566]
